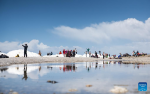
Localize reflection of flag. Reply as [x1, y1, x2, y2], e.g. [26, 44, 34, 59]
[59, 67, 61, 70]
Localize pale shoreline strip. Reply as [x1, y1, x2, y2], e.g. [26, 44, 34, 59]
[0, 56, 150, 67]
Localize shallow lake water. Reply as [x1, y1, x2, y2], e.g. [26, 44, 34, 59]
[0, 61, 150, 94]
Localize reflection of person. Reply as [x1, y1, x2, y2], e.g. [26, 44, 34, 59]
[39, 66, 41, 72]
[22, 64, 28, 80]
[95, 62, 98, 69]
[22, 44, 28, 57]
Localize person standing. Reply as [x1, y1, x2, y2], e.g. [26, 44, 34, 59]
[71, 50, 73, 57]
[51, 52, 53, 55]
[65, 50, 67, 57]
[87, 48, 90, 54]
[89, 51, 91, 57]
[22, 44, 28, 57]
[38, 50, 41, 56]
[137, 51, 139, 57]
[73, 50, 75, 57]
[95, 51, 98, 58]
[63, 49, 65, 57]
[99, 51, 101, 56]
[75, 48, 77, 55]
[85, 51, 87, 57]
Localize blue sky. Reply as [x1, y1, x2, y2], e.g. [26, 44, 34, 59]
[0, 0, 150, 55]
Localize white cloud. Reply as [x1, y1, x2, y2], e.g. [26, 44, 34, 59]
[52, 17, 150, 44]
[0, 39, 83, 55]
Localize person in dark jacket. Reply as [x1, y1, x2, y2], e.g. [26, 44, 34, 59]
[22, 44, 28, 57]
[95, 51, 98, 58]
[73, 50, 75, 57]
[51, 52, 53, 55]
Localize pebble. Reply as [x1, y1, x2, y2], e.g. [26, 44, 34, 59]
[69, 89, 78, 92]
[86, 85, 92, 87]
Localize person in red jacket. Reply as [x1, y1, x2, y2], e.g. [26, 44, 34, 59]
[59, 51, 62, 54]
[63, 49, 65, 57]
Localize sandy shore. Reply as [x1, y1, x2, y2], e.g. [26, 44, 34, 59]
[0, 55, 150, 67]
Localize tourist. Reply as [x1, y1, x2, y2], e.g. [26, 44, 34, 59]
[69, 50, 71, 57]
[59, 51, 62, 54]
[38, 50, 41, 56]
[137, 51, 139, 57]
[132, 51, 135, 56]
[103, 54, 104, 59]
[73, 50, 75, 57]
[99, 51, 101, 56]
[71, 50, 73, 57]
[109, 54, 110, 57]
[67, 50, 69, 57]
[63, 49, 65, 57]
[95, 51, 98, 58]
[134, 51, 136, 57]
[51, 52, 53, 55]
[85, 51, 87, 57]
[87, 48, 90, 54]
[65, 50, 67, 57]
[89, 51, 91, 57]
[75, 48, 77, 54]
[22, 44, 28, 57]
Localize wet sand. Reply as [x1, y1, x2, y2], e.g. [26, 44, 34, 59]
[0, 55, 150, 67]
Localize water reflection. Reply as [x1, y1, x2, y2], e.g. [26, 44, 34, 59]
[0, 61, 150, 94]
[22, 64, 28, 80]
[0, 67, 8, 73]
[63, 64, 76, 72]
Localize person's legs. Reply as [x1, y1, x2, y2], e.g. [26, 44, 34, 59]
[24, 52, 25, 57]
[25, 52, 27, 57]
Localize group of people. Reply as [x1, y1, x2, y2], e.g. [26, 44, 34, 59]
[47, 52, 53, 55]
[132, 51, 147, 57]
[132, 51, 139, 57]
[84, 50, 108, 59]
[59, 48, 77, 57]
[21, 44, 111, 59]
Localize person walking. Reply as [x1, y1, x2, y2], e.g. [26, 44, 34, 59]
[22, 44, 28, 57]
